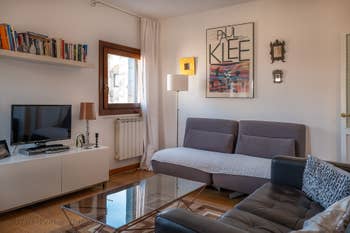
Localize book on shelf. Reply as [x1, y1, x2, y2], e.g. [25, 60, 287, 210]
[0, 24, 10, 50]
[0, 23, 88, 63]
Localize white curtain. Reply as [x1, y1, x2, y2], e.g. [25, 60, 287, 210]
[140, 18, 160, 170]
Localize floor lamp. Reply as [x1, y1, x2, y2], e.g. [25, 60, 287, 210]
[167, 74, 189, 147]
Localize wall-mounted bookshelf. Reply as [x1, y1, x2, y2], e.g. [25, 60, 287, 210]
[0, 49, 94, 68]
[1, 23, 92, 68]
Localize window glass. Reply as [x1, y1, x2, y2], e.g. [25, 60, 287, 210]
[108, 54, 138, 104]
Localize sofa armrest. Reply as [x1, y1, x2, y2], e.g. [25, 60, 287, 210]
[155, 208, 248, 233]
[271, 155, 306, 190]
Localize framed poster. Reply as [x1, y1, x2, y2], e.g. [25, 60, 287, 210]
[206, 22, 254, 98]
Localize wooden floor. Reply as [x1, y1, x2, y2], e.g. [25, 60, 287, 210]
[0, 170, 242, 233]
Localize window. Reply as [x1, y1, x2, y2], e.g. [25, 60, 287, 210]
[99, 41, 141, 115]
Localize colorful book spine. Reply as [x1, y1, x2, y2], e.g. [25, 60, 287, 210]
[0, 24, 9, 50]
[73, 44, 76, 61]
[56, 39, 61, 59]
[61, 40, 64, 59]
[64, 43, 68, 59]
[7, 25, 13, 50]
[0, 22, 89, 62]
[51, 39, 56, 57]
[14, 30, 18, 51]
[77, 44, 82, 61]
[83, 44, 88, 62]
[11, 26, 17, 51]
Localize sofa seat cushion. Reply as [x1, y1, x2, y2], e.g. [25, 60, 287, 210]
[212, 174, 269, 194]
[151, 147, 272, 179]
[151, 160, 212, 184]
[219, 208, 291, 233]
[236, 183, 324, 230]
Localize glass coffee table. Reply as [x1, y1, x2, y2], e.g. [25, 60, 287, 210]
[61, 174, 206, 233]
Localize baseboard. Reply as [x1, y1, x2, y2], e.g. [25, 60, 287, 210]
[109, 163, 140, 176]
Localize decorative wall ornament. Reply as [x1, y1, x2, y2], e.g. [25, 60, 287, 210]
[270, 40, 286, 63]
[180, 57, 196, 75]
[272, 69, 283, 83]
[206, 22, 254, 98]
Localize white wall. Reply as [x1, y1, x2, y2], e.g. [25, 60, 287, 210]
[160, 0, 350, 161]
[0, 0, 140, 169]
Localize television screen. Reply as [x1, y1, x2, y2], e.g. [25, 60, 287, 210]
[11, 105, 72, 145]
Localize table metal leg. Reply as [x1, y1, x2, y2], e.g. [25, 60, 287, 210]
[62, 208, 80, 233]
[229, 191, 245, 199]
[92, 224, 105, 233]
[178, 186, 206, 211]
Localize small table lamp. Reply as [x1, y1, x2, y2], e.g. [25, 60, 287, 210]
[167, 74, 189, 147]
[80, 102, 96, 148]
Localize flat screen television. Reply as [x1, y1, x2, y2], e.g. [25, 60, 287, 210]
[11, 105, 72, 145]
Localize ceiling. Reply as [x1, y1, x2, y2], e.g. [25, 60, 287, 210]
[106, 0, 254, 19]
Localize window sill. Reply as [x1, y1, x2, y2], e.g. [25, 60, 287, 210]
[98, 113, 142, 119]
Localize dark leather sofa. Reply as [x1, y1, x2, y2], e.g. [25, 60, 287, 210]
[155, 156, 350, 233]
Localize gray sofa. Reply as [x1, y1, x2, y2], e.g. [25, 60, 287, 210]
[152, 118, 306, 194]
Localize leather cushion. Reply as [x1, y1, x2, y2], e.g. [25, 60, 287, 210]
[236, 183, 324, 230]
[271, 156, 306, 190]
[235, 134, 295, 158]
[184, 129, 234, 153]
[219, 208, 291, 233]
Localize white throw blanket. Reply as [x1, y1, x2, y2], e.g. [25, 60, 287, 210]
[152, 147, 271, 179]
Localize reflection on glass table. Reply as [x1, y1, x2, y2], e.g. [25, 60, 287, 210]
[62, 174, 206, 232]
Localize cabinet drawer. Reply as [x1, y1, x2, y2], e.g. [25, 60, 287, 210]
[0, 157, 61, 212]
[61, 149, 109, 193]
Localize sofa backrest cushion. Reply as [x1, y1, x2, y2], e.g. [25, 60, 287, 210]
[183, 118, 238, 153]
[235, 134, 295, 158]
[236, 120, 306, 157]
[184, 129, 234, 153]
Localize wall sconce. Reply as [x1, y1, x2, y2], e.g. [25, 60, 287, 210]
[273, 69, 283, 83]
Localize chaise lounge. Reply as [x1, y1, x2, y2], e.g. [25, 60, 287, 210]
[152, 117, 306, 194]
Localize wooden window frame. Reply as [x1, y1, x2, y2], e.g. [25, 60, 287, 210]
[99, 40, 141, 115]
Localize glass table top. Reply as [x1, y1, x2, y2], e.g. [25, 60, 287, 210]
[62, 174, 206, 230]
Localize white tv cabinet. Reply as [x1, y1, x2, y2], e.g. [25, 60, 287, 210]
[0, 146, 109, 213]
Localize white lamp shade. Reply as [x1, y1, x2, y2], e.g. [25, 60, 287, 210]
[167, 74, 188, 91]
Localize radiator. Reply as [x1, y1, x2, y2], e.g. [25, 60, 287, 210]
[115, 116, 144, 160]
